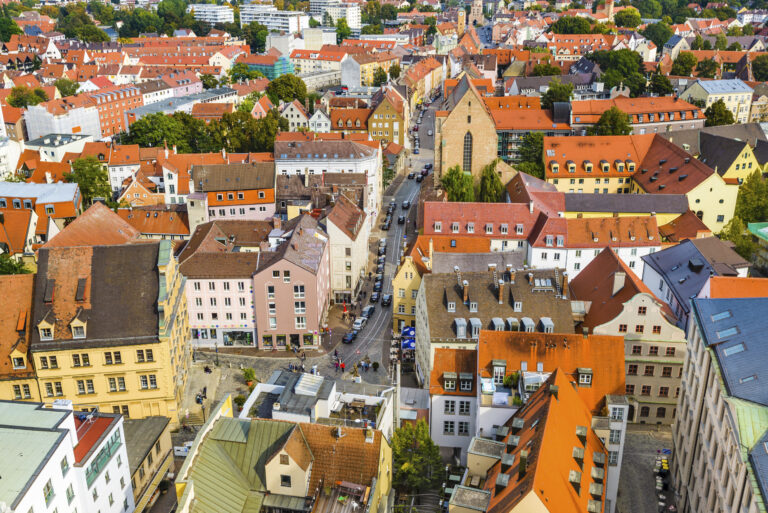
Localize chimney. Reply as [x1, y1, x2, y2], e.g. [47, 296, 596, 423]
[164, 140, 169, 159]
[222, 147, 226, 160]
[529, 200, 534, 213]
[518, 449, 528, 479]
[45, 171, 52, 183]
[612, 271, 626, 296]
[462, 280, 469, 303]
[527, 272, 533, 285]
[172, 144, 177, 155]
[273, 217, 281, 229]
[429, 237, 434, 262]
[498, 279, 504, 304]
[549, 384, 559, 400]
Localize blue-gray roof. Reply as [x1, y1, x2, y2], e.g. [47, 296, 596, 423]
[0, 182, 79, 203]
[696, 79, 753, 95]
[692, 297, 768, 406]
[749, 429, 768, 509]
[641, 239, 714, 314]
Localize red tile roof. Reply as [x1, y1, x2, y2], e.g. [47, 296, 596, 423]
[658, 210, 712, 244]
[430, 348, 476, 396]
[43, 203, 141, 248]
[0, 274, 35, 379]
[423, 202, 542, 239]
[706, 276, 768, 298]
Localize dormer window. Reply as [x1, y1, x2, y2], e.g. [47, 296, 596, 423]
[628, 162, 635, 173]
[545, 235, 553, 247]
[451, 222, 459, 233]
[485, 224, 493, 234]
[447, 301, 456, 312]
[12, 356, 24, 369]
[584, 162, 593, 173]
[469, 302, 478, 313]
[72, 326, 85, 339]
[556, 235, 564, 247]
[617, 163, 625, 173]
[551, 163, 559, 173]
[578, 368, 593, 387]
[601, 161, 609, 173]
[444, 377, 456, 391]
[567, 161, 576, 173]
[460, 378, 472, 391]
[39, 327, 52, 340]
[516, 224, 524, 235]
[500, 224, 508, 234]
[434, 221, 442, 232]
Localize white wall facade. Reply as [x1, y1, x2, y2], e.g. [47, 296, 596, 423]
[430, 395, 476, 465]
[327, 212, 370, 302]
[527, 245, 659, 278]
[185, 278, 256, 347]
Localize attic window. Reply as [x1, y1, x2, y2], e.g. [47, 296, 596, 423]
[39, 327, 53, 340]
[72, 325, 85, 339]
[578, 368, 593, 387]
[447, 301, 456, 312]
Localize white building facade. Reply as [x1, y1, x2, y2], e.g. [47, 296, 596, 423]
[186, 4, 234, 23]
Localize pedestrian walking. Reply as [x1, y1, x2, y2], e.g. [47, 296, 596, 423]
[335, 361, 339, 372]
[334, 349, 339, 358]
[341, 363, 346, 373]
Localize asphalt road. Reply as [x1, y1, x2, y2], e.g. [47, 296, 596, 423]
[334, 99, 439, 377]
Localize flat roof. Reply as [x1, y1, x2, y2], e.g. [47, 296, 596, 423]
[26, 133, 90, 147]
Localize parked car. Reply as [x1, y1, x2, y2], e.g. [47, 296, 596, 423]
[427, 129, 433, 136]
[362, 305, 375, 317]
[402, 200, 410, 209]
[379, 237, 387, 246]
[413, 148, 420, 154]
[370, 292, 380, 303]
[408, 171, 415, 179]
[416, 174, 423, 182]
[382, 222, 390, 231]
[421, 168, 429, 176]
[376, 261, 385, 272]
[378, 245, 387, 255]
[397, 215, 406, 224]
[381, 294, 392, 306]
[426, 163, 433, 170]
[373, 281, 382, 292]
[352, 317, 366, 330]
[375, 273, 384, 282]
[377, 255, 386, 265]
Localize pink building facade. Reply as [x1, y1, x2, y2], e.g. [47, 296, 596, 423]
[186, 278, 256, 346]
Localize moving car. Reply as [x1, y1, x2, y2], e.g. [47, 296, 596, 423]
[397, 215, 406, 224]
[370, 292, 380, 303]
[408, 171, 415, 179]
[342, 332, 357, 344]
[352, 317, 366, 330]
[362, 305, 375, 317]
[382, 294, 392, 306]
[402, 200, 410, 209]
[427, 129, 433, 136]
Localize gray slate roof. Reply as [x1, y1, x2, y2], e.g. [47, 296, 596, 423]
[693, 297, 768, 407]
[563, 193, 689, 214]
[191, 162, 276, 192]
[123, 417, 170, 474]
[698, 133, 752, 176]
[661, 122, 767, 156]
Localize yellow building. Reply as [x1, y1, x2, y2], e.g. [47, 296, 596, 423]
[369, 86, 410, 148]
[29, 240, 190, 426]
[0, 274, 40, 403]
[679, 79, 753, 124]
[697, 132, 761, 184]
[342, 52, 399, 87]
[392, 256, 423, 332]
[124, 416, 174, 513]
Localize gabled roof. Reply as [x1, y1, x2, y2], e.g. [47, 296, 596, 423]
[0, 208, 33, 256]
[481, 370, 609, 513]
[326, 194, 366, 241]
[563, 216, 660, 249]
[423, 202, 542, 239]
[570, 247, 676, 331]
[116, 208, 190, 237]
[43, 202, 141, 248]
[697, 132, 751, 176]
[430, 348, 476, 396]
[330, 108, 372, 130]
[634, 135, 717, 194]
[658, 210, 712, 243]
[478, 331, 625, 413]
[543, 134, 655, 179]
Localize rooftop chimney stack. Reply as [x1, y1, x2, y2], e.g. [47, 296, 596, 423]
[612, 271, 626, 296]
[529, 201, 534, 213]
[498, 279, 504, 304]
[463, 280, 469, 303]
[518, 449, 529, 479]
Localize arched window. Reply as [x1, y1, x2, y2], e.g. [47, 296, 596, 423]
[463, 132, 473, 172]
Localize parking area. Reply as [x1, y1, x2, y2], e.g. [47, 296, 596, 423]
[617, 424, 675, 513]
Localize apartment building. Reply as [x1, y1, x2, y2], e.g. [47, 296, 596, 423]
[25, 95, 102, 140]
[281, 100, 309, 131]
[475, 331, 628, 513]
[274, 139, 382, 227]
[187, 162, 276, 232]
[0, 401, 134, 513]
[429, 348, 477, 464]
[570, 96, 705, 135]
[240, 54, 295, 80]
[0, 181, 81, 247]
[641, 237, 749, 332]
[369, 86, 409, 147]
[186, 4, 234, 24]
[414, 268, 575, 387]
[341, 52, 399, 88]
[240, 4, 309, 33]
[290, 49, 348, 75]
[30, 241, 189, 426]
[679, 79, 753, 124]
[673, 297, 768, 513]
[178, 220, 273, 347]
[106, 144, 141, 193]
[325, 194, 369, 304]
[123, 417, 172, 513]
[86, 85, 144, 138]
[252, 215, 330, 350]
[571, 248, 686, 424]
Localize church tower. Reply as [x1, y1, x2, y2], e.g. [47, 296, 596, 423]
[469, 0, 484, 26]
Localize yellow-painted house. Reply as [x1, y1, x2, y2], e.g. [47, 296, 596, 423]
[370, 85, 410, 148]
[29, 240, 190, 426]
[392, 255, 423, 333]
[697, 132, 761, 184]
[175, 399, 392, 513]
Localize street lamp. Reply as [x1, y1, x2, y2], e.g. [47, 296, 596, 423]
[215, 342, 219, 366]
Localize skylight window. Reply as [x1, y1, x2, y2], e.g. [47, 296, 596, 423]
[723, 343, 745, 356]
[739, 375, 757, 384]
[716, 327, 739, 339]
[711, 311, 732, 322]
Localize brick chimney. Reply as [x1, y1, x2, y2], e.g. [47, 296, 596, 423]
[462, 280, 469, 303]
[498, 279, 504, 304]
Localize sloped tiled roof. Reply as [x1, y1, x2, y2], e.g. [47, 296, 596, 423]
[0, 274, 35, 380]
[658, 210, 712, 243]
[326, 194, 366, 240]
[430, 348, 477, 396]
[43, 202, 141, 248]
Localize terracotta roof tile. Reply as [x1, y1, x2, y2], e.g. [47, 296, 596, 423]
[116, 208, 190, 237]
[544, 134, 655, 179]
[0, 273, 35, 380]
[658, 210, 712, 244]
[43, 202, 141, 248]
[562, 216, 660, 248]
[0, 208, 33, 255]
[327, 194, 366, 240]
[634, 135, 716, 194]
[707, 276, 768, 298]
[430, 348, 476, 396]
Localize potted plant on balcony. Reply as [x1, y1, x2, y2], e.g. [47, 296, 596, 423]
[242, 368, 256, 387]
[234, 394, 246, 411]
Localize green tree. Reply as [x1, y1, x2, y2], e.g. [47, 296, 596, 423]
[54, 78, 78, 97]
[754, 54, 768, 82]
[200, 74, 221, 89]
[361, 23, 382, 34]
[266, 74, 307, 104]
[531, 63, 561, 76]
[7, 86, 48, 108]
[671, 52, 697, 76]
[587, 106, 632, 135]
[0, 15, 22, 42]
[704, 98, 735, 126]
[228, 62, 265, 83]
[389, 62, 401, 79]
[735, 170, 768, 223]
[336, 17, 351, 43]
[242, 21, 268, 53]
[702, 39, 712, 50]
[541, 78, 573, 109]
[719, 217, 757, 260]
[690, 34, 705, 50]
[550, 15, 591, 33]
[89, 0, 115, 24]
[587, 48, 645, 96]
[381, 3, 397, 19]
[66, 156, 111, 206]
[641, 22, 673, 48]
[441, 165, 475, 202]
[695, 58, 719, 78]
[634, 0, 662, 17]
[123, 112, 192, 151]
[614, 8, 641, 27]
[392, 420, 444, 493]
[477, 160, 504, 202]
[309, 17, 320, 27]
[322, 11, 334, 26]
[649, 74, 673, 95]
[743, 23, 755, 35]
[372, 67, 388, 86]
[726, 25, 742, 36]
[0, 254, 30, 275]
[518, 132, 544, 166]
[727, 42, 742, 51]
[714, 32, 727, 50]
[516, 161, 545, 179]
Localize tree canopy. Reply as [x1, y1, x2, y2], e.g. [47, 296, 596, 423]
[66, 156, 111, 206]
[587, 106, 632, 136]
[266, 74, 307, 105]
[541, 78, 573, 109]
[336, 17, 351, 43]
[531, 63, 562, 77]
[695, 58, 719, 78]
[735, 170, 768, 224]
[478, 160, 504, 203]
[753, 54, 768, 82]
[587, 49, 645, 96]
[392, 420, 444, 494]
[0, 8, 22, 42]
[550, 15, 592, 34]
[670, 52, 697, 76]
[0, 254, 30, 275]
[7, 86, 48, 108]
[614, 8, 641, 27]
[649, 74, 673, 95]
[719, 216, 757, 260]
[704, 98, 735, 127]
[54, 78, 79, 97]
[641, 22, 673, 48]
[441, 165, 475, 202]
[389, 62, 401, 79]
[373, 67, 388, 86]
[228, 62, 265, 83]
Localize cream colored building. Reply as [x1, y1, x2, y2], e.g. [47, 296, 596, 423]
[672, 296, 768, 513]
[325, 195, 369, 304]
[392, 256, 422, 332]
[679, 79, 753, 124]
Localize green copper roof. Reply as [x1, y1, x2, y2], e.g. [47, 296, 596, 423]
[748, 222, 768, 242]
